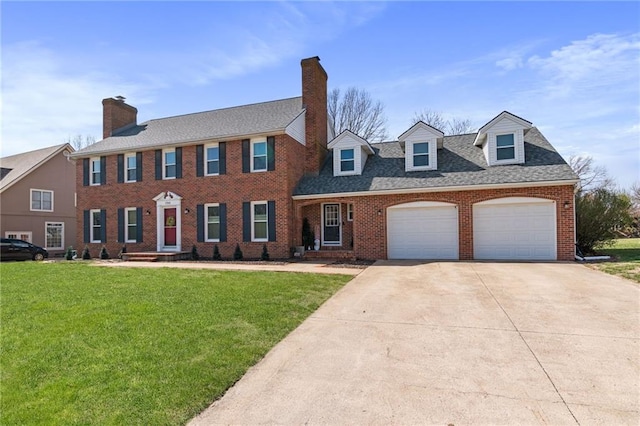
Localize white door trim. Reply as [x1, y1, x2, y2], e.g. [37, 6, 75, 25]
[153, 191, 182, 252]
[321, 203, 342, 246]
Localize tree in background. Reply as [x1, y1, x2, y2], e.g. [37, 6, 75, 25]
[328, 87, 388, 142]
[412, 109, 475, 135]
[65, 134, 96, 151]
[570, 155, 633, 254]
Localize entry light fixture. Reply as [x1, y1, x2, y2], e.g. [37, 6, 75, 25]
[563, 201, 570, 209]
[146, 209, 151, 215]
[377, 209, 382, 216]
[184, 208, 191, 214]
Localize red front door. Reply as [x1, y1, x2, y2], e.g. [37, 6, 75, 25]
[164, 208, 177, 246]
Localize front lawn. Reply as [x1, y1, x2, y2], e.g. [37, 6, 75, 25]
[591, 238, 640, 283]
[1, 263, 352, 425]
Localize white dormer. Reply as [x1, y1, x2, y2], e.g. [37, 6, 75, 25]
[398, 121, 444, 172]
[328, 130, 374, 176]
[473, 111, 532, 166]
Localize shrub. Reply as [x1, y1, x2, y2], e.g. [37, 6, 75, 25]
[118, 245, 127, 259]
[100, 246, 110, 260]
[213, 245, 221, 260]
[261, 244, 270, 261]
[82, 246, 91, 260]
[302, 218, 313, 250]
[576, 188, 633, 254]
[65, 246, 74, 261]
[233, 244, 243, 260]
[191, 245, 199, 260]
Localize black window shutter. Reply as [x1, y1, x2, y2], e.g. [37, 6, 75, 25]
[117, 154, 124, 183]
[136, 207, 143, 242]
[242, 139, 250, 173]
[100, 156, 107, 185]
[117, 208, 124, 243]
[196, 145, 204, 177]
[219, 203, 227, 242]
[175, 147, 182, 179]
[155, 150, 162, 180]
[100, 209, 107, 243]
[268, 200, 276, 242]
[219, 142, 226, 175]
[267, 136, 275, 171]
[136, 152, 143, 182]
[196, 204, 204, 242]
[83, 159, 89, 186]
[83, 210, 90, 243]
[242, 202, 251, 242]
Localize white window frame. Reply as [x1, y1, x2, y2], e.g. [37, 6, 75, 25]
[163, 148, 176, 180]
[45, 222, 64, 250]
[125, 153, 137, 183]
[412, 142, 430, 169]
[347, 203, 354, 221]
[495, 133, 516, 162]
[339, 148, 355, 174]
[204, 203, 221, 242]
[125, 207, 137, 243]
[90, 157, 101, 185]
[30, 189, 54, 212]
[405, 140, 437, 171]
[205, 143, 220, 176]
[5, 231, 32, 243]
[90, 209, 102, 243]
[251, 139, 268, 172]
[251, 201, 268, 242]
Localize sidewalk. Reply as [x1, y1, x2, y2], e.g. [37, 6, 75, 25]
[92, 259, 365, 276]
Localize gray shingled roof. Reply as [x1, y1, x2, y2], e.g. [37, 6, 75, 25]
[294, 127, 578, 196]
[74, 97, 304, 156]
[0, 143, 72, 192]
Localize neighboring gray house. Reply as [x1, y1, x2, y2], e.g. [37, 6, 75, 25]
[0, 143, 76, 255]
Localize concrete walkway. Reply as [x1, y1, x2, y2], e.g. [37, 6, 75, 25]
[93, 259, 363, 276]
[189, 261, 639, 425]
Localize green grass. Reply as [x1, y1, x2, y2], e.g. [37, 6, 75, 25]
[1, 263, 352, 425]
[592, 238, 640, 283]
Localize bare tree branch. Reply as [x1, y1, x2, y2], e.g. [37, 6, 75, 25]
[569, 155, 614, 193]
[65, 134, 96, 151]
[412, 110, 475, 135]
[328, 87, 388, 141]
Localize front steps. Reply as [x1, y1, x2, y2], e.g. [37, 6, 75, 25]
[302, 250, 356, 262]
[121, 251, 192, 262]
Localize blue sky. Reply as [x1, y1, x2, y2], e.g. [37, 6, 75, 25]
[2, 1, 638, 188]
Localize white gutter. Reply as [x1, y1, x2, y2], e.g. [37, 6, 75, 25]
[292, 179, 580, 200]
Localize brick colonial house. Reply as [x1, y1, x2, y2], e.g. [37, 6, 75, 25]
[72, 57, 578, 261]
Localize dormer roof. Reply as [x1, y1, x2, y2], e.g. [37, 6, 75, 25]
[474, 111, 532, 146]
[328, 130, 375, 155]
[398, 121, 445, 141]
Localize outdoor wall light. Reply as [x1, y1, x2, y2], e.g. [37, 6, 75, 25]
[146, 209, 151, 215]
[377, 209, 382, 216]
[563, 201, 570, 209]
[184, 208, 191, 214]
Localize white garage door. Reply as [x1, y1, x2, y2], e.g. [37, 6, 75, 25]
[387, 202, 458, 260]
[473, 197, 556, 260]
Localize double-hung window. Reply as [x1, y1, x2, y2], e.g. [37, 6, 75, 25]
[125, 153, 137, 182]
[205, 203, 220, 241]
[251, 141, 267, 172]
[125, 208, 137, 242]
[31, 189, 53, 211]
[340, 149, 355, 172]
[252, 201, 268, 241]
[45, 222, 64, 250]
[90, 158, 101, 185]
[206, 144, 219, 175]
[90, 209, 102, 243]
[496, 134, 515, 161]
[413, 142, 430, 167]
[347, 203, 354, 221]
[164, 149, 176, 179]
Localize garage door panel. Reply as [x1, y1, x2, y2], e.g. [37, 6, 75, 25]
[473, 200, 556, 260]
[388, 205, 458, 260]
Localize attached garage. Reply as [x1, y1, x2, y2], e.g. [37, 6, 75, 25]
[473, 197, 557, 260]
[387, 202, 458, 259]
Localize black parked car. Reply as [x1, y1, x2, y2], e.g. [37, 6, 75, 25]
[0, 238, 49, 261]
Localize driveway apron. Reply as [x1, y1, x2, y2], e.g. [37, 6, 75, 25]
[189, 262, 640, 425]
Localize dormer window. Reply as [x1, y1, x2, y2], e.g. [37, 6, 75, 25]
[413, 143, 430, 167]
[340, 149, 355, 172]
[496, 134, 515, 160]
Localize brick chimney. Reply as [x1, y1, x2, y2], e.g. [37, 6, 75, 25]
[102, 96, 138, 139]
[301, 56, 328, 176]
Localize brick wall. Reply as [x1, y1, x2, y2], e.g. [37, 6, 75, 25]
[76, 134, 306, 259]
[102, 98, 137, 139]
[293, 185, 576, 261]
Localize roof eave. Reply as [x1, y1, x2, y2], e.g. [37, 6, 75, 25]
[0, 143, 74, 194]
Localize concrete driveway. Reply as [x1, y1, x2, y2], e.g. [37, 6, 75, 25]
[189, 262, 640, 425]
